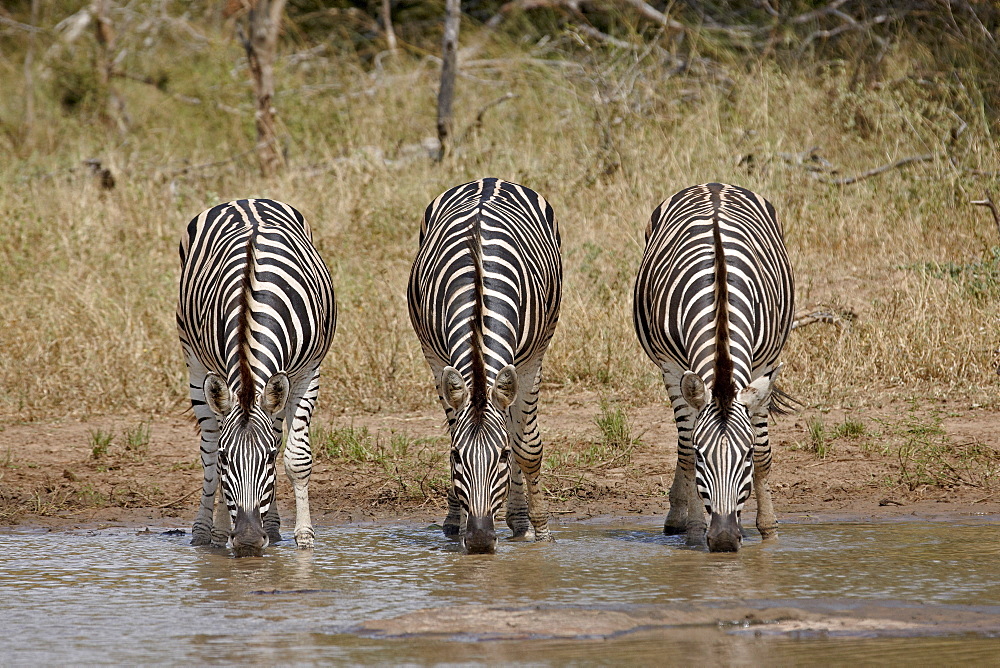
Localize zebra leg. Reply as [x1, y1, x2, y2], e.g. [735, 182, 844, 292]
[510, 362, 551, 542]
[263, 484, 281, 544]
[283, 370, 320, 549]
[666, 378, 705, 541]
[752, 411, 778, 540]
[211, 483, 231, 547]
[443, 488, 465, 539]
[186, 357, 223, 547]
[505, 455, 532, 540]
[431, 359, 465, 539]
[663, 384, 691, 535]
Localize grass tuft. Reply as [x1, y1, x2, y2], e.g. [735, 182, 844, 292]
[89, 429, 113, 460]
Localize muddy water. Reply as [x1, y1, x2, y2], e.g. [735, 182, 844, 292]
[2, 518, 999, 664]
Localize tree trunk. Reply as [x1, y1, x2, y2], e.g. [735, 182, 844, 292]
[381, 0, 397, 54]
[92, 0, 128, 133]
[23, 0, 39, 139]
[241, 0, 287, 177]
[436, 0, 461, 161]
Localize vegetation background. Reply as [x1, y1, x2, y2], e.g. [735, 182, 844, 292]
[0, 0, 998, 519]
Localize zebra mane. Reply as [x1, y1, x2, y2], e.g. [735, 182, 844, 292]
[709, 185, 736, 409]
[466, 225, 489, 416]
[236, 233, 257, 412]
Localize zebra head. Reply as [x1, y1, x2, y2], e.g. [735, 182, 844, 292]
[440, 363, 518, 554]
[680, 368, 780, 552]
[203, 371, 288, 557]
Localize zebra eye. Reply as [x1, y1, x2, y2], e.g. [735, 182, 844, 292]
[452, 450, 462, 466]
[217, 449, 228, 466]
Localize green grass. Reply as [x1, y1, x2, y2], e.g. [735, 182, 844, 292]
[122, 422, 150, 458]
[870, 411, 1000, 490]
[310, 423, 449, 503]
[89, 429, 113, 460]
[547, 400, 640, 471]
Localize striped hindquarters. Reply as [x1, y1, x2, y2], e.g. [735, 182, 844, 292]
[634, 182, 793, 389]
[408, 178, 561, 387]
[177, 198, 336, 400]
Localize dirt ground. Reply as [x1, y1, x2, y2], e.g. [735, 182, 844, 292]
[2, 394, 999, 532]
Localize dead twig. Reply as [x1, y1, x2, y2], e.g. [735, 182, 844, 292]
[818, 153, 938, 186]
[970, 191, 1000, 240]
[157, 487, 201, 509]
[805, 458, 859, 468]
[456, 92, 519, 143]
[791, 309, 853, 331]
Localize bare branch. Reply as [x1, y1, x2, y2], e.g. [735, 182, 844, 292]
[0, 14, 44, 33]
[788, 0, 851, 25]
[971, 192, 1000, 240]
[456, 92, 519, 143]
[380, 0, 397, 54]
[819, 154, 937, 186]
[791, 309, 852, 331]
[618, 0, 685, 32]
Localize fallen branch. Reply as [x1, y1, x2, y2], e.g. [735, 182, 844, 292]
[971, 191, 1000, 240]
[791, 309, 853, 331]
[818, 153, 937, 186]
[157, 487, 201, 509]
[618, 0, 685, 32]
[0, 14, 44, 33]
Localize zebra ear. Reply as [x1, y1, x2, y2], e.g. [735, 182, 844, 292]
[680, 371, 707, 411]
[736, 367, 780, 413]
[204, 373, 233, 417]
[491, 364, 518, 410]
[261, 373, 290, 414]
[440, 367, 468, 410]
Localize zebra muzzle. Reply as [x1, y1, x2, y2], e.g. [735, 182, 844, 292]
[231, 507, 268, 557]
[706, 511, 742, 553]
[463, 515, 497, 554]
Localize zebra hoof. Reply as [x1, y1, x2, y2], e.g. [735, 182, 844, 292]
[758, 527, 778, 540]
[267, 530, 282, 544]
[662, 523, 686, 536]
[191, 534, 213, 546]
[294, 529, 315, 549]
[685, 527, 707, 547]
[533, 531, 554, 543]
[507, 530, 535, 542]
[443, 523, 462, 539]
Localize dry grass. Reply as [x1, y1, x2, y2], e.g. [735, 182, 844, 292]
[0, 6, 997, 424]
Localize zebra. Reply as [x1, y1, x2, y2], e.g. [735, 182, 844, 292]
[633, 183, 794, 552]
[177, 198, 336, 557]
[407, 178, 562, 554]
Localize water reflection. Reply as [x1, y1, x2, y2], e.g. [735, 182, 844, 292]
[1, 520, 999, 664]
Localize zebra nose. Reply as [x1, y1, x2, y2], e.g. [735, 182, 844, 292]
[463, 515, 497, 554]
[232, 507, 268, 557]
[706, 511, 742, 552]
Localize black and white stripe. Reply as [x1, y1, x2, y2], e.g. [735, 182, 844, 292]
[177, 199, 336, 556]
[633, 183, 794, 552]
[408, 178, 562, 554]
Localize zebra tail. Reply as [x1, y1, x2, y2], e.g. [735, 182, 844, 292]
[466, 228, 488, 413]
[236, 233, 257, 410]
[769, 384, 801, 416]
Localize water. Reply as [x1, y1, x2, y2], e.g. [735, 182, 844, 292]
[2, 518, 999, 665]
